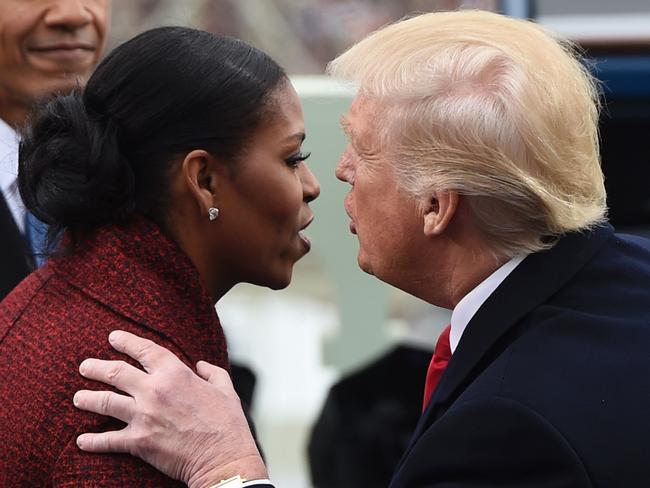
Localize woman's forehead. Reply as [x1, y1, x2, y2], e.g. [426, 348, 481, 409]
[257, 85, 305, 142]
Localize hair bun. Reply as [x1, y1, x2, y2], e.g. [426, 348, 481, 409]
[18, 90, 135, 233]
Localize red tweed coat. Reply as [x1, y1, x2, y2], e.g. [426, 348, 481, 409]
[0, 217, 230, 487]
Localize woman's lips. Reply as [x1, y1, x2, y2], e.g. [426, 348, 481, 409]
[299, 231, 311, 251]
[298, 216, 314, 252]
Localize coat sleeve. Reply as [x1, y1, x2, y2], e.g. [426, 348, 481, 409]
[390, 396, 593, 488]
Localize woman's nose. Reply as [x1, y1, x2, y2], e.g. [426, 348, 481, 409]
[301, 164, 321, 203]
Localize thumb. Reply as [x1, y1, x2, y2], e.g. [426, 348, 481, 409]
[196, 361, 231, 386]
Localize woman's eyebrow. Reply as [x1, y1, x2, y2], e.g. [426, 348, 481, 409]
[282, 132, 306, 144]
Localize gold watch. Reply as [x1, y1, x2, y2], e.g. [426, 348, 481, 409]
[209, 475, 247, 488]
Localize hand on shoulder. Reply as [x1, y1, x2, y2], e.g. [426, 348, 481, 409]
[73, 330, 268, 488]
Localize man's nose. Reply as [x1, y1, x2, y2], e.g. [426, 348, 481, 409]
[44, 0, 94, 31]
[335, 148, 354, 183]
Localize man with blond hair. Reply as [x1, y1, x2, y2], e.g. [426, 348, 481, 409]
[71, 10, 650, 488]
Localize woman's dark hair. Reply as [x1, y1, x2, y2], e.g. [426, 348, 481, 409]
[18, 26, 287, 241]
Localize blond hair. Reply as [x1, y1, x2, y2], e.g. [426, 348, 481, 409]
[328, 10, 606, 258]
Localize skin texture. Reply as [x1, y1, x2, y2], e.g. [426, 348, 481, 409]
[72, 94, 504, 486]
[165, 81, 320, 302]
[337, 96, 424, 278]
[0, 0, 110, 127]
[75, 331, 268, 488]
[337, 95, 500, 308]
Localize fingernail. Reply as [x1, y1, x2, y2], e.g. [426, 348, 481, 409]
[76, 435, 85, 449]
[79, 360, 87, 376]
[73, 393, 80, 407]
[108, 331, 121, 343]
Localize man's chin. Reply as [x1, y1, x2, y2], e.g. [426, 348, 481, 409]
[357, 254, 374, 276]
[30, 72, 90, 100]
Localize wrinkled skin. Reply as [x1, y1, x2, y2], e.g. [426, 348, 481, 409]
[74, 330, 266, 488]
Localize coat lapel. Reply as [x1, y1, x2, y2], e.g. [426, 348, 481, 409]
[400, 224, 614, 465]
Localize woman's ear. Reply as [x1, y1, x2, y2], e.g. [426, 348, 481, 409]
[423, 190, 459, 236]
[180, 150, 220, 217]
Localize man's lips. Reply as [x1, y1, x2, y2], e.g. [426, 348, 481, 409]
[27, 42, 97, 64]
[344, 203, 357, 235]
[29, 42, 96, 51]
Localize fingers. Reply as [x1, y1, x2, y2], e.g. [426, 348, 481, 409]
[76, 431, 129, 453]
[79, 358, 147, 395]
[196, 360, 232, 387]
[108, 330, 178, 373]
[73, 389, 135, 423]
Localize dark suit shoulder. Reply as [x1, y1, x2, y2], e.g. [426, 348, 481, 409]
[451, 233, 650, 487]
[392, 395, 593, 488]
[395, 229, 650, 488]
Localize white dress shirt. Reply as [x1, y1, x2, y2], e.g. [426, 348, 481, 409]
[0, 117, 24, 233]
[449, 255, 527, 353]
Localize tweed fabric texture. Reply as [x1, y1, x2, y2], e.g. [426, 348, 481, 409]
[0, 217, 229, 486]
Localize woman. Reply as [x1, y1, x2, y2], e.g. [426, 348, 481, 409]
[0, 26, 319, 486]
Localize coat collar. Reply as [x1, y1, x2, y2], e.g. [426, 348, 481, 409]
[408, 224, 614, 446]
[49, 216, 229, 368]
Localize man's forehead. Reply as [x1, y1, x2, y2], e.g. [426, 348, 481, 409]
[340, 95, 375, 135]
[340, 104, 385, 156]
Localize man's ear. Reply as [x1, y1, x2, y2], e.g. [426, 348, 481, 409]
[180, 150, 221, 217]
[423, 190, 459, 236]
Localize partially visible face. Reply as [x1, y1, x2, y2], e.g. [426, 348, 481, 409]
[0, 0, 109, 121]
[336, 95, 424, 284]
[218, 81, 320, 290]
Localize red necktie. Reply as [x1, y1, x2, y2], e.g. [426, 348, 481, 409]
[422, 325, 452, 411]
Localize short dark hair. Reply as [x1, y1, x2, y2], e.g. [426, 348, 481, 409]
[18, 26, 287, 240]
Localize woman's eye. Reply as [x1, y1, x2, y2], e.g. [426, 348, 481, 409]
[286, 151, 311, 168]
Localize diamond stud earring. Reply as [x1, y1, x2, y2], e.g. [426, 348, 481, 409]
[208, 207, 219, 221]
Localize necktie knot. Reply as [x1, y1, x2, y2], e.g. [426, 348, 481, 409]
[422, 324, 452, 411]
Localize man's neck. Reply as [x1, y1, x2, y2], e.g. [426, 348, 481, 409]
[387, 239, 504, 312]
[447, 251, 505, 308]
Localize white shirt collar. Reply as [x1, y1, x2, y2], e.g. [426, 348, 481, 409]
[449, 254, 527, 353]
[0, 117, 24, 232]
[0, 117, 18, 191]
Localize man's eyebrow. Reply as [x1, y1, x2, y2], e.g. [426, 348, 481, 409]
[339, 116, 352, 137]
